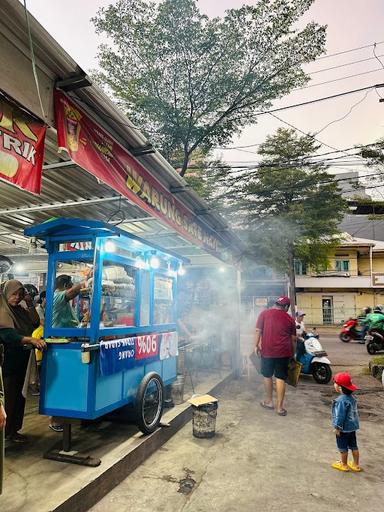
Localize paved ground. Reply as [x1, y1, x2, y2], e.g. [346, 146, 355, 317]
[90, 333, 384, 512]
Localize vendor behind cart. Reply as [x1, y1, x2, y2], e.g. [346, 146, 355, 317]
[53, 274, 89, 328]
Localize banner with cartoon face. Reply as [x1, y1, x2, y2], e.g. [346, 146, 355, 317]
[54, 89, 222, 256]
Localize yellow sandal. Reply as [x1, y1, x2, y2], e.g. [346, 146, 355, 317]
[347, 462, 362, 472]
[331, 461, 349, 472]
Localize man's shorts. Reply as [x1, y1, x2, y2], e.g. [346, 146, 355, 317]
[336, 431, 358, 452]
[260, 357, 290, 381]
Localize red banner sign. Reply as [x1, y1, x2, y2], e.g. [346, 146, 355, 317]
[135, 334, 159, 360]
[54, 90, 221, 254]
[0, 94, 46, 194]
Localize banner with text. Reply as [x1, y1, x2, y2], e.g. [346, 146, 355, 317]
[54, 90, 221, 254]
[99, 331, 178, 376]
[0, 93, 46, 194]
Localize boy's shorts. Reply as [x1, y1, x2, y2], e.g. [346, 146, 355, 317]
[260, 357, 289, 381]
[336, 431, 358, 452]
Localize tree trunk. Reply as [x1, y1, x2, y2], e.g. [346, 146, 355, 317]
[179, 150, 190, 177]
[287, 248, 297, 319]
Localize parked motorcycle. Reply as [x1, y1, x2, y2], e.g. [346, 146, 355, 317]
[339, 318, 364, 342]
[365, 328, 384, 355]
[296, 332, 332, 384]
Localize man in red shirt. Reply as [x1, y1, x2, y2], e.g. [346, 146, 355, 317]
[254, 296, 297, 416]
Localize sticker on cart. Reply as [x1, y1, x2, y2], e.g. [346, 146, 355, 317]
[99, 337, 136, 376]
[159, 332, 178, 360]
[135, 334, 159, 360]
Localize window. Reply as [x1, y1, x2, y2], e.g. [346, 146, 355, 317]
[154, 275, 174, 324]
[335, 260, 349, 272]
[140, 270, 150, 326]
[53, 260, 94, 329]
[100, 262, 136, 327]
[294, 260, 307, 276]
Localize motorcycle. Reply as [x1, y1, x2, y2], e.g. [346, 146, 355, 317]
[296, 332, 332, 384]
[365, 328, 384, 355]
[339, 318, 364, 342]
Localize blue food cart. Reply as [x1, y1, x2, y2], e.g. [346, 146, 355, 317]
[25, 218, 188, 465]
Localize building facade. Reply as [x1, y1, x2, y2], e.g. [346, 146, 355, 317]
[296, 235, 384, 325]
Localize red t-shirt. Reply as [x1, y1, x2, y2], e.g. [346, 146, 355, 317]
[256, 308, 296, 358]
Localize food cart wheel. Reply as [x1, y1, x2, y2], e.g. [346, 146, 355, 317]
[136, 372, 164, 434]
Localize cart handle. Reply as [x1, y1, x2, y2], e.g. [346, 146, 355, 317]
[81, 343, 100, 352]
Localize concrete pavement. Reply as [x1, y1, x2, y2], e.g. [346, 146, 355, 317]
[90, 333, 384, 512]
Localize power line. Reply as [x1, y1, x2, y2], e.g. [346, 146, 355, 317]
[253, 83, 384, 117]
[267, 112, 342, 154]
[265, 112, 384, 182]
[218, 142, 378, 156]
[309, 53, 384, 75]
[190, 157, 378, 172]
[314, 89, 372, 136]
[221, 170, 384, 195]
[373, 43, 384, 100]
[373, 43, 384, 70]
[221, 153, 370, 165]
[295, 67, 382, 91]
[316, 41, 384, 61]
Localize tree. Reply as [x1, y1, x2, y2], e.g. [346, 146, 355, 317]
[361, 138, 384, 166]
[209, 128, 348, 313]
[92, 0, 326, 175]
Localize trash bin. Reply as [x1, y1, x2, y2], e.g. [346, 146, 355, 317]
[188, 394, 218, 439]
[171, 375, 185, 405]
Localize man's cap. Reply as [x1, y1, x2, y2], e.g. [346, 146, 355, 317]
[276, 296, 290, 306]
[333, 372, 358, 391]
[296, 310, 306, 317]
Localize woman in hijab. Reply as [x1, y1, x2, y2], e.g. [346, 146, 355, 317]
[0, 280, 46, 443]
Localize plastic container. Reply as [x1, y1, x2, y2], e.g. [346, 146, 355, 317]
[171, 375, 185, 405]
[192, 401, 218, 438]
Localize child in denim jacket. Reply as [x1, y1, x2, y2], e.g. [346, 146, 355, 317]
[331, 372, 361, 472]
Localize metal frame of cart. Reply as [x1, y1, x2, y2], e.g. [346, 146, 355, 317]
[25, 218, 188, 466]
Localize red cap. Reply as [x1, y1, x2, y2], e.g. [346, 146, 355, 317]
[276, 296, 290, 306]
[333, 372, 358, 391]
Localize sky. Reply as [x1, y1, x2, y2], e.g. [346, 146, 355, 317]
[23, 0, 384, 176]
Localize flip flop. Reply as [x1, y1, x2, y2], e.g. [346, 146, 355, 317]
[332, 461, 349, 472]
[347, 462, 362, 472]
[276, 408, 287, 416]
[260, 401, 274, 410]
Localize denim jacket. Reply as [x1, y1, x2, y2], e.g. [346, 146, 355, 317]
[332, 394, 359, 432]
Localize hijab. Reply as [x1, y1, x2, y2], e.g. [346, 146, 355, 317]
[0, 280, 35, 336]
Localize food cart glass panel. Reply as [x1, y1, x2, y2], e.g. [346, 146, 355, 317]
[99, 260, 137, 327]
[140, 270, 150, 326]
[153, 275, 174, 324]
[53, 259, 94, 328]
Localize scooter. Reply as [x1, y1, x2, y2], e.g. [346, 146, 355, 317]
[365, 328, 384, 355]
[339, 318, 364, 342]
[296, 332, 332, 384]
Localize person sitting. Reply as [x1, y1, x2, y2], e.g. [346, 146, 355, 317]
[295, 311, 306, 359]
[295, 311, 306, 337]
[363, 306, 384, 333]
[0, 280, 46, 443]
[53, 274, 88, 328]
